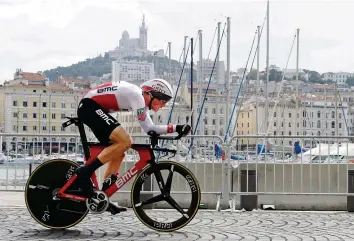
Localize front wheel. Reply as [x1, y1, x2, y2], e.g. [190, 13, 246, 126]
[131, 161, 201, 232]
[25, 159, 89, 229]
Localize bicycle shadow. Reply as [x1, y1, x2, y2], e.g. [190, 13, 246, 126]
[20, 228, 188, 239]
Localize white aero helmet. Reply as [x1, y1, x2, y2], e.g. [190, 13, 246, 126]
[140, 79, 173, 102]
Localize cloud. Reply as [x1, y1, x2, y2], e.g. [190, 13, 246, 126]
[0, 0, 354, 82]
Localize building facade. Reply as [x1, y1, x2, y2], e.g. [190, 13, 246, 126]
[0, 70, 94, 154]
[112, 59, 154, 83]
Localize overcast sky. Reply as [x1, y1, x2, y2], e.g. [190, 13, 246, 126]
[0, 0, 353, 82]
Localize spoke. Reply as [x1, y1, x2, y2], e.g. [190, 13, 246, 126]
[136, 194, 165, 207]
[165, 165, 175, 193]
[166, 196, 189, 218]
[154, 170, 167, 194]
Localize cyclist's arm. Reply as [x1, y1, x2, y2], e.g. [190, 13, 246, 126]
[130, 96, 175, 135]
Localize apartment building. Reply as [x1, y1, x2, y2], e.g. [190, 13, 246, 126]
[0, 69, 94, 153]
[235, 95, 350, 148]
[112, 59, 154, 83]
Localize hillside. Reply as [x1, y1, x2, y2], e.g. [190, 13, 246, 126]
[43, 53, 183, 81]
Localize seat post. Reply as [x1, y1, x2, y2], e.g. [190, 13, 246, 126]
[77, 121, 90, 160]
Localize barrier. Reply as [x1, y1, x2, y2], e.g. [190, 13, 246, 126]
[2, 133, 354, 211]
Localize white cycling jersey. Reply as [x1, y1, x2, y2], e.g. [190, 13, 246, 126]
[83, 81, 175, 134]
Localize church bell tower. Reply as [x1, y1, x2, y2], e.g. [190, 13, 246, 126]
[139, 14, 148, 50]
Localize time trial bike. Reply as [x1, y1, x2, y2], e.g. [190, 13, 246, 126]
[25, 117, 201, 232]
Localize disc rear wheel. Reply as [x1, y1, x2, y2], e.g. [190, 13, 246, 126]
[25, 159, 89, 229]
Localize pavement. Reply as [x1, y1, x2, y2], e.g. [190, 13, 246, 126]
[0, 191, 354, 240]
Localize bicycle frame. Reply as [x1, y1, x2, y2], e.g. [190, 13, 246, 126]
[57, 118, 157, 202]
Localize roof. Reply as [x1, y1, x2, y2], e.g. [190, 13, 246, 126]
[21, 72, 46, 81]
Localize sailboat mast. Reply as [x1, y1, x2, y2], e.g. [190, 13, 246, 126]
[295, 28, 300, 139]
[265, 0, 270, 138]
[226, 17, 231, 139]
[256, 25, 261, 135]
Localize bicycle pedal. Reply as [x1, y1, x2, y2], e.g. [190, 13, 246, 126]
[108, 203, 127, 215]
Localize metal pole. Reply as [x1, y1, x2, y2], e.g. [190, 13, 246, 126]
[191, 38, 194, 131]
[216, 22, 221, 137]
[256, 25, 261, 135]
[295, 28, 300, 139]
[265, 0, 269, 138]
[225, 17, 231, 139]
[168, 42, 172, 84]
[198, 30, 203, 137]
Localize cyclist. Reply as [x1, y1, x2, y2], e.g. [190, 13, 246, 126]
[75, 78, 191, 213]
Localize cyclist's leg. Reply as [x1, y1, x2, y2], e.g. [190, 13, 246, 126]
[103, 153, 124, 179]
[75, 98, 121, 195]
[97, 126, 132, 165]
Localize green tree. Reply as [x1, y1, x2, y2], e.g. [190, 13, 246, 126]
[247, 69, 258, 80]
[346, 77, 354, 86]
[268, 69, 282, 82]
[308, 70, 322, 82]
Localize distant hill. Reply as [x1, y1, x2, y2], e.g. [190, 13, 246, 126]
[43, 53, 184, 81]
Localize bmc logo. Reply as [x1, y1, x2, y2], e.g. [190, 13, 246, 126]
[152, 85, 166, 94]
[95, 109, 115, 125]
[116, 166, 138, 189]
[97, 86, 118, 93]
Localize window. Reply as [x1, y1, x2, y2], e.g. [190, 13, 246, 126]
[339, 123, 342, 128]
[33, 126, 37, 131]
[288, 122, 291, 127]
[61, 126, 65, 131]
[23, 126, 27, 131]
[23, 113, 27, 118]
[331, 111, 335, 118]
[43, 113, 47, 119]
[317, 120, 321, 128]
[23, 101, 27, 107]
[33, 113, 37, 118]
[52, 113, 56, 119]
[33, 102, 37, 107]
[71, 103, 76, 109]
[274, 122, 276, 127]
[43, 126, 47, 131]
[273, 112, 276, 117]
[42, 102, 47, 107]
[13, 112, 18, 118]
[289, 113, 291, 118]
[212, 119, 216, 125]
[61, 114, 66, 119]
[317, 111, 321, 118]
[61, 102, 66, 108]
[331, 121, 335, 128]
[52, 126, 56, 131]
[13, 101, 17, 106]
[52, 102, 56, 108]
